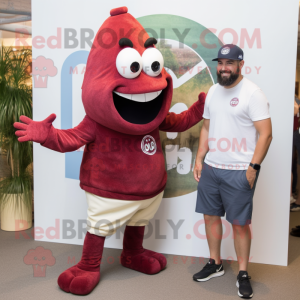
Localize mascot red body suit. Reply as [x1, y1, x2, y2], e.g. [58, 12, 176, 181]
[14, 7, 205, 295]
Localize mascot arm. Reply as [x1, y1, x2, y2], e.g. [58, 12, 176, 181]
[40, 115, 96, 153]
[14, 114, 96, 153]
[159, 92, 206, 132]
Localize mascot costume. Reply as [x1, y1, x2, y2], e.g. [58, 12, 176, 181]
[14, 6, 205, 295]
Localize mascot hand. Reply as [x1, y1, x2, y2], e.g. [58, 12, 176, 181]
[197, 92, 206, 116]
[14, 114, 56, 143]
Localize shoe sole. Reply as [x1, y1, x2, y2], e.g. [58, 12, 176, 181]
[236, 280, 253, 298]
[290, 232, 300, 237]
[194, 270, 225, 282]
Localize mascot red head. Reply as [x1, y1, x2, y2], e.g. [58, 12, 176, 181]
[82, 6, 173, 135]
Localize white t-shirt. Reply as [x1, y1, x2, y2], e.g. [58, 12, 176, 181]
[203, 77, 270, 170]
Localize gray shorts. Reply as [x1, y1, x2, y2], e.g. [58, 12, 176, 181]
[195, 163, 260, 226]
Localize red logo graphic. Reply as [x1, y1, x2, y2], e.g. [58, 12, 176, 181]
[141, 135, 157, 155]
[82, 157, 106, 172]
[23, 246, 56, 277]
[31, 56, 58, 88]
[230, 98, 239, 107]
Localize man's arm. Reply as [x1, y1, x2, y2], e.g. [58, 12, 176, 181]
[193, 118, 210, 182]
[246, 118, 272, 188]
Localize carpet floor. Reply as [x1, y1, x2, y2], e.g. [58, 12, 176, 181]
[0, 212, 300, 300]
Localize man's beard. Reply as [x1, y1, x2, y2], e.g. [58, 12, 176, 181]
[217, 66, 240, 86]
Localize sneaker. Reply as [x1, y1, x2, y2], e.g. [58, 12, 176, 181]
[290, 196, 296, 204]
[290, 203, 300, 212]
[236, 271, 253, 298]
[290, 230, 300, 237]
[193, 258, 224, 282]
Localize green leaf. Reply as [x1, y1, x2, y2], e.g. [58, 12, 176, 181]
[0, 45, 33, 209]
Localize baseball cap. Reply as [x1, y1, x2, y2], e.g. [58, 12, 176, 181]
[212, 44, 244, 61]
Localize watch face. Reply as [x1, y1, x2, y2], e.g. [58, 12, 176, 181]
[252, 164, 260, 170]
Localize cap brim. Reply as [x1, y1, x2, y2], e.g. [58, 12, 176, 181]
[212, 57, 242, 62]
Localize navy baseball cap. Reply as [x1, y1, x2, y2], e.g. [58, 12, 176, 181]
[212, 44, 244, 61]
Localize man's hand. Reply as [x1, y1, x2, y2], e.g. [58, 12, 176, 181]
[246, 167, 257, 189]
[193, 162, 203, 182]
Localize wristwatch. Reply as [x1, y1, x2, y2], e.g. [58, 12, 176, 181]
[249, 163, 261, 171]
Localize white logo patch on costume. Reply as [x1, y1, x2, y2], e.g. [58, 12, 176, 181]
[230, 97, 239, 107]
[221, 47, 230, 55]
[141, 135, 157, 155]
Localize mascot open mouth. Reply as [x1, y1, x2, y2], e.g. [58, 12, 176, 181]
[113, 89, 164, 124]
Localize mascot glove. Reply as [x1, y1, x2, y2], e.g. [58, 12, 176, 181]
[197, 92, 206, 115]
[14, 114, 56, 143]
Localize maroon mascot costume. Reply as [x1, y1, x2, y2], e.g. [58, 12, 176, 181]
[14, 7, 205, 295]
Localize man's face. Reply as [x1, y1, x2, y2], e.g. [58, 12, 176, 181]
[216, 59, 242, 86]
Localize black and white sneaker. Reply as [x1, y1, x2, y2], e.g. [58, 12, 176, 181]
[193, 258, 224, 282]
[290, 203, 300, 212]
[236, 271, 253, 298]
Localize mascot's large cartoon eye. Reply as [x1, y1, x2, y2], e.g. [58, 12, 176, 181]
[142, 48, 164, 77]
[116, 48, 143, 79]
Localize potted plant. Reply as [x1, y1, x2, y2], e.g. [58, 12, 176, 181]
[0, 45, 33, 231]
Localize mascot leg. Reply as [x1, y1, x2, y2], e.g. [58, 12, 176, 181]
[57, 232, 105, 295]
[121, 225, 167, 274]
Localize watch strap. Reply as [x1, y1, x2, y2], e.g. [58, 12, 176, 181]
[249, 163, 260, 170]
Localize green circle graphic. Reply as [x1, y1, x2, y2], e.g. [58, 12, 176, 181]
[137, 15, 222, 198]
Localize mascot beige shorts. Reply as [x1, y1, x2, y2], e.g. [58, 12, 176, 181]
[85, 191, 164, 236]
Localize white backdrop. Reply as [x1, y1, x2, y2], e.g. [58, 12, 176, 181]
[32, 0, 299, 266]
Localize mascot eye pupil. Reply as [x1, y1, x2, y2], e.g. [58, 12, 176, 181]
[130, 62, 140, 73]
[151, 61, 160, 72]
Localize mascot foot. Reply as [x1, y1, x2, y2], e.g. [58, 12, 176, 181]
[57, 232, 105, 295]
[121, 225, 167, 274]
[121, 249, 166, 274]
[57, 265, 100, 295]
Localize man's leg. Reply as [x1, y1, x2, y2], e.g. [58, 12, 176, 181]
[291, 138, 300, 210]
[193, 214, 225, 282]
[232, 224, 251, 271]
[193, 214, 225, 281]
[204, 214, 222, 264]
[291, 173, 300, 210]
[220, 168, 259, 299]
[232, 223, 253, 298]
[194, 164, 225, 282]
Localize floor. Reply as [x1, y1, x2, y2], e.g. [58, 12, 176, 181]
[0, 211, 300, 300]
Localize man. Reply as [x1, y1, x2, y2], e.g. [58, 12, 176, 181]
[290, 95, 300, 208]
[192, 44, 272, 299]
